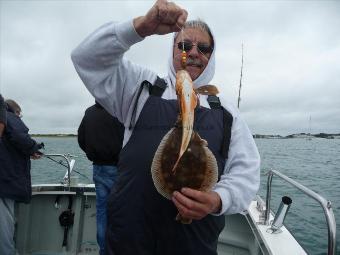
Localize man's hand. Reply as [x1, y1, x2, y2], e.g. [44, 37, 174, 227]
[31, 152, 42, 160]
[172, 188, 222, 221]
[134, 0, 188, 37]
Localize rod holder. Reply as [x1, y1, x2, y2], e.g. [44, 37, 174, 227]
[268, 196, 292, 233]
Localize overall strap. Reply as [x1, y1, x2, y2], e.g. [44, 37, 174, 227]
[149, 77, 167, 97]
[207, 95, 221, 109]
[207, 95, 233, 159]
[129, 77, 167, 130]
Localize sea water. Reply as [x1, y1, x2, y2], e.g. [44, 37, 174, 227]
[31, 137, 340, 255]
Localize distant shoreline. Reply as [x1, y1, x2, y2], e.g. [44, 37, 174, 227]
[31, 133, 340, 139]
[31, 134, 77, 137]
[253, 133, 340, 139]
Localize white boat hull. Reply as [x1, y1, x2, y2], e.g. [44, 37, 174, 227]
[14, 184, 307, 255]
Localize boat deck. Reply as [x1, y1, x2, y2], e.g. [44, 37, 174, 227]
[14, 183, 309, 255]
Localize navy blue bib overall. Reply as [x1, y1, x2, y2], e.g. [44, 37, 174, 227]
[106, 95, 230, 255]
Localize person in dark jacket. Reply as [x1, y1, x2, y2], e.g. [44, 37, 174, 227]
[78, 101, 124, 255]
[0, 98, 44, 255]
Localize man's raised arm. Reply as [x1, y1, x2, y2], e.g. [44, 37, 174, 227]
[71, 0, 187, 125]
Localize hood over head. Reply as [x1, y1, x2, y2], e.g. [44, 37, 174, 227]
[167, 20, 216, 89]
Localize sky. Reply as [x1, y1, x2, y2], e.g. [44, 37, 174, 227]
[1, 0, 339, 136]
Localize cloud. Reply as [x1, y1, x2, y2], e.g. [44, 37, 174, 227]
[1, 0, 339, 135]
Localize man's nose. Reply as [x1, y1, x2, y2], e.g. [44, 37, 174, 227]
[187, 44, 200, 56]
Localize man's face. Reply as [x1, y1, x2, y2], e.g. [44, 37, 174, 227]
[173, 28, 213, 81]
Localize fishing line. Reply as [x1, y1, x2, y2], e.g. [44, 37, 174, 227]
[176, 23, 185, 51]
[42, 154, 91, 181]
[70, 170, 91, 181]
[174, 23, 210, 63]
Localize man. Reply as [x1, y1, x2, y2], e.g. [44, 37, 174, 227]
[77, 101, 124, 255]
[0, 99, 43, 255]
[71, 0, 260, 254]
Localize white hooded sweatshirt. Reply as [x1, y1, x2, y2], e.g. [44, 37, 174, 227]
[71, 19, 260, 216]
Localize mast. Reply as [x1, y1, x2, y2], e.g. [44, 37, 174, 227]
[237, 43, 244, 109]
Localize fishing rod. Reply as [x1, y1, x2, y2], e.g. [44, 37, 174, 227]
[42, 153, 91, 181]
[237, 43, 244, 109]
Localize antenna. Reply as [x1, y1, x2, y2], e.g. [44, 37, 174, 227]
[237, 43, 244, 109]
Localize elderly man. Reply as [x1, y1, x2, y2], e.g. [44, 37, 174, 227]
[72, 1, 260, 254]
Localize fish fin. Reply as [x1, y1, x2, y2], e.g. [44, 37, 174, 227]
[151, 128, 176, 200]
[195, 85, 219, 96]
[200, 146, 218, 191]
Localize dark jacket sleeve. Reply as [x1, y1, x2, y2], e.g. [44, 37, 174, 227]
[77, 116, 86, 152]
[5, 113, 43, 156]
[0, 94, 7, 138]
[0, 94, 6, 125]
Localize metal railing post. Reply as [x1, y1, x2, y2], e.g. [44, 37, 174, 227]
[265, 171, 273, 225]
[42, 154, 72, 190]
[263, 169, 337, 255]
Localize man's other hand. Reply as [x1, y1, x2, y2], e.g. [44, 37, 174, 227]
[31, 152, 42, 160]
[172, 188, 222, 221]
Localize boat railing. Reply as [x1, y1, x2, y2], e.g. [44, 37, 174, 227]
[262, 169, 337, 255]
[42, 153, 76, 189]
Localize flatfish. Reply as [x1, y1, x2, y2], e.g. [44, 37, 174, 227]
[151, 70, 218, 224]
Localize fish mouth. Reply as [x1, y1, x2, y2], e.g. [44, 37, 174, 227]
[172, 70, 197, 174]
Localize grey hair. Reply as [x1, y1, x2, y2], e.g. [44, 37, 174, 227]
[175, 19, 214, 47]
[5, 99, 21, 115]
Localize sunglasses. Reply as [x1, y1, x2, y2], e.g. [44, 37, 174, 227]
[177, 41, 213, 55]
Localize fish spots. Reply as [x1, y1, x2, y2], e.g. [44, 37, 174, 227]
[152, 126, 216, 196]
